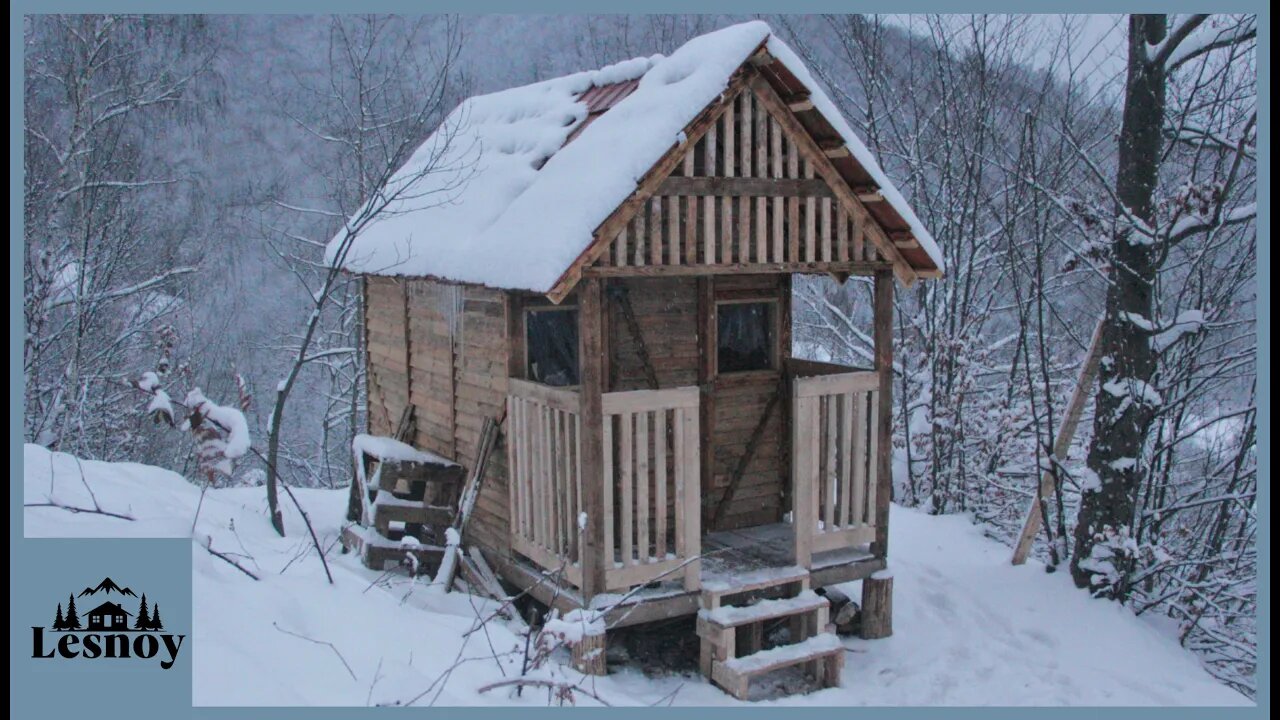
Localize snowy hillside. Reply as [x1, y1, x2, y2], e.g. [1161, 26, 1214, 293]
[23, 444, 1248, 707]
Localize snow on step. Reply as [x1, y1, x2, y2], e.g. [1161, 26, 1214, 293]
[373, 491, 422, 508]
[700, 590, 827, 628]
[701, 564, 809, 595]
[352, 434, 458, 466]
[719, 633, 844, 676]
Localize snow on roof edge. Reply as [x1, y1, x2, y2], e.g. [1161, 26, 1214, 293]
[328, 20, 943, 290]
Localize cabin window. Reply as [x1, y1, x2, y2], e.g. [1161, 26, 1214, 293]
[717, 301, 776, 373]
[526, 307, 579, 386]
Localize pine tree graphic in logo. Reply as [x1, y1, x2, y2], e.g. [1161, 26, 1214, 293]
[32, 577, 185, 669]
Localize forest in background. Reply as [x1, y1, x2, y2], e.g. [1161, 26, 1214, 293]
[21, 14, 1257, 695]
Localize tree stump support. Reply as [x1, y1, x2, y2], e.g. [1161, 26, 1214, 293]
[860, 570, 893, 640]
[570, 627, 608, 676]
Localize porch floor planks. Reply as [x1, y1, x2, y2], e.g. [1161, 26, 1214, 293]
[500, 521, 881, 629]
[700, 522, 877, 589]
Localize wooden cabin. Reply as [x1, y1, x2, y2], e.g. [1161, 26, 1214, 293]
[336, 21, 943, 698]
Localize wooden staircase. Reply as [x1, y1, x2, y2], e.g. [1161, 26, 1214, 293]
[696, 569, 844, 700]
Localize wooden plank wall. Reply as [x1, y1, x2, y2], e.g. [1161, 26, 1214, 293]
[449, 286, 511, 555]
[711, 275, 788, 530]
[595, 86, 882, 272]
[366, 278, 512, 557]
[608, 277, 699, 391]
[366, 277, 411, 437]
[406, 281, 456, 458]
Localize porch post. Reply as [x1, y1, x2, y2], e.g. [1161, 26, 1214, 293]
[578, 277, 608, 602]
[873, 270, 894, 558]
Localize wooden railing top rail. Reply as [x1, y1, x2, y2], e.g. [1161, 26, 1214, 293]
[602, 385, 700, 414]
[793, 371, 879, 398]
[508, 378, 582, 413]
[784, 357, 874, 378]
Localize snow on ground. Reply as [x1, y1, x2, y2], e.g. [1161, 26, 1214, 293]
[24, 444, 1248, 706]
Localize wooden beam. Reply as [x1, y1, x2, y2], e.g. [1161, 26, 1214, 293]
[656, 176, 833, 198]
[577, 277, 607, 601]
[872, 271, 894, 558]
[787, 98, 815, 112]
[747, 73, 918, 286]
[1011, 319, 1105, 565]
[858, 192, 886, 204]
[818, 139, 851, 159]
[696, 277, 716, 524]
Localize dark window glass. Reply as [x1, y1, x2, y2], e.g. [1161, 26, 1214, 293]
[717, 302, 775, 373]
[526, 308, 579, 386]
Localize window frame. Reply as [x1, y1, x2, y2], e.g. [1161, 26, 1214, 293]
[522, 304, 581, 387]
[714, 297, 781, 376]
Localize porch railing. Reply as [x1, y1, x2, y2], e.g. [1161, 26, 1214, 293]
[507, 380, 701, 593]
[602, 387, 701, 592]
[507, 379, 584, 588]
[790, 367, 880, 568]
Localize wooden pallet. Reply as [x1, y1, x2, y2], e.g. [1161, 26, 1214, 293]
[347, 438, 463, 572]
[341, 525, 446, 575]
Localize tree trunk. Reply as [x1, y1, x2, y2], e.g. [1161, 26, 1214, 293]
[1070, 15, 1167, 597]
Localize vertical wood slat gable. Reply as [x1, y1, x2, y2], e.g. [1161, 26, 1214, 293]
[584, 74, 898, 280]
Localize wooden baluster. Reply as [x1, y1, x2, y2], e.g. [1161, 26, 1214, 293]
[829, 392, 839, 527]
[865, 390, 879, 530]
[841, 392, 854, 528]
[654, 408, 668, 559]
[602, 414, 614, 571]
[636, 410, 651, 562]
[620, 412, 634, 565]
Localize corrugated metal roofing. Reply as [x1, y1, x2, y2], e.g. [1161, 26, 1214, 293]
[564, 78, 641, 146]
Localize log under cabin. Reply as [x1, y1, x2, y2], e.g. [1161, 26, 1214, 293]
[333, 21, 944, 698]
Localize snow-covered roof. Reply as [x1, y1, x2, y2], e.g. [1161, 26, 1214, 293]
[327, 21, 943, 293]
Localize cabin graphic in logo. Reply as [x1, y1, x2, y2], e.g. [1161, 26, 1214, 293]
[85, 601, 130, 630]
[33, 577, 184, 669]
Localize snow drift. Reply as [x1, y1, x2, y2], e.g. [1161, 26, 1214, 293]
[23, 444, 1247, 706]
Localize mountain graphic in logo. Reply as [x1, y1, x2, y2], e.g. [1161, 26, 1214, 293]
[77, 577, 137, 598]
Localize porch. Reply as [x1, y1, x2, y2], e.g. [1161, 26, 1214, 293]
[504, 357, 886, 601]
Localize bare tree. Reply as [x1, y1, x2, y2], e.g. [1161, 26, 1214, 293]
[23, 15, 218, 461]
[1070, 14, 1256, 598]
[254, 15, 469, 534]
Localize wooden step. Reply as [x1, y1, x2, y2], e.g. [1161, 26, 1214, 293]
[371, 492, 455, 527]
[710, 633, 845, 700]
[700, 565, 810, 609]
[697, 590, 829, 636]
